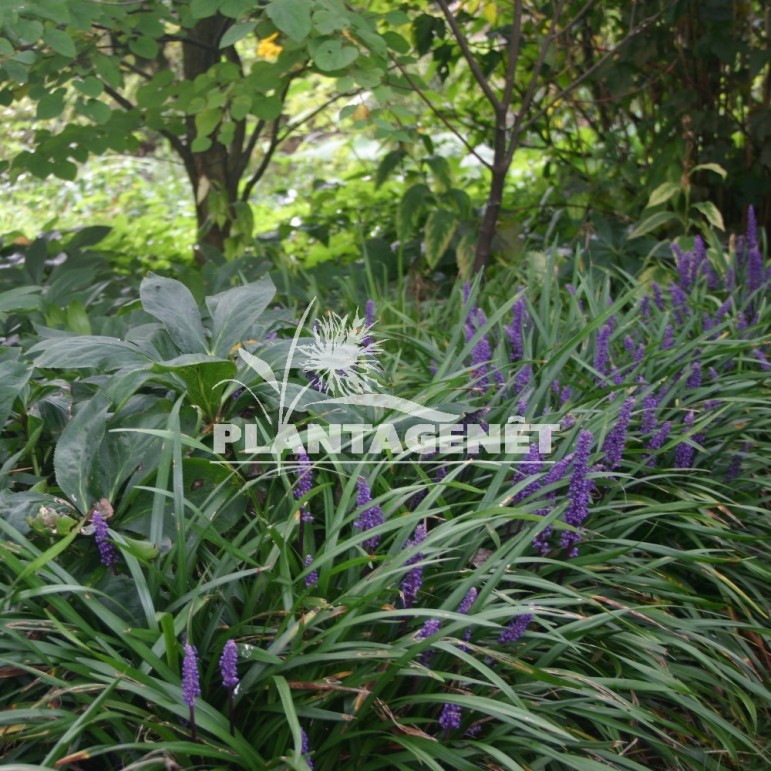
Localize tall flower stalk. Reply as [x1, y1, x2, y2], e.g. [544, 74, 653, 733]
[182, 642, 201, 741]
[219, 639, 239, 735]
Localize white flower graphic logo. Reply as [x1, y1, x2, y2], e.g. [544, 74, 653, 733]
[299, 311, 382, 396]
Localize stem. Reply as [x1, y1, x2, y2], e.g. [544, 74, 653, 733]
[228, 689, 234, 736]
[189, 705, 197, 742]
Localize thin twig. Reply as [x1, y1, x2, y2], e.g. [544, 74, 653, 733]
[435, 0, 501, 110]
[240, 118, 281, 202]
[388, 52, 491, 169]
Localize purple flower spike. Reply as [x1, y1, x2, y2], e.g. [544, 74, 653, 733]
[304, 554, 318, 587]
[662, 325, 674, 350]
[417, 617, 441, 666]
[645, 421, 673, 467]
[92, 511, 119, 573]
[641, 392, 658, 435]
[652, 282, 664, 311]
[457, 587, 478, 615]
[219, 639, 239, 689]
[182, 643, 201, 708]
[439, 702, 462, 732]
[640, 295, 651, 321]
[514, 363, 532, 394]
[594, 317, 616, 380]
[753, 349, 771, 371]
[727, 441, 751, 481]
[674, 243, 693, 291]
[747, 246, 763, 295]
[674, 411, 698, 468]
[687, 360, 702, 390]
[400, 523, 427, 608]
[418, 618, 441, 640]
[294, 450, 314, 522]
[353, 476, 384, 552]
[601, 397, 634, 471]
[560, 430, 594, 557]
[670, 283, 689, 324]
[469, 313, 492, 391]
[301, 728, 314, 768]
[512, 443, 543, 503]
[505, 297, 528, 362]
[498, 613, 533, 644]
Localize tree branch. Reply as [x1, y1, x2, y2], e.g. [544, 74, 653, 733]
[277, 88, 361, 144]
[240, 118, 281, 202]
[505, 0, 569, 163]
[435, 0, 501, 111]
[501, 0, 523, 111]
[388, 52, 491, 169]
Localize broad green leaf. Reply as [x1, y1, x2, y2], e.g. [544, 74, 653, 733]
[221, 0, 253, 18]
[191, 136, 212, 152]
[455, 231, 477, 279]
[15, 18, 43, 44]
[313, 9, 347, 35]
[267, 0, 312, 41]
[50, 158, 77, 180]
[252, 94, 282, 120]
[36, 90, 65, 119]
[0, 286, 41, 312]
[219, 20, 256, 48]
[628, 211, 680, 239]
[645, 181, 680, 208]
[140, 274, 208, 354]
[54, 392, 110, 512]
[67, 225, 111, 249]
[78, 98, 111, 124]
[0, 360, 30, 429]
[43, 28, 75, 58]
[29, 336, 149, 370]
[375, 149, 405, 189]
[129, 35, 159, 59]
[208, 275, 276, 357]
[424, 208, 457, 269]
[74, 77, 103, 98]
[230, 94, 252, 121]
[195, 108, 221, 137]
[311, 38, 358, 71]
[693, 201, 725, 231]
[190, 0, 220, 19]
[151, 354, 236, 419]
[396, 183, 430, 239]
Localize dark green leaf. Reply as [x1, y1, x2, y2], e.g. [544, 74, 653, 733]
[311, 38, 358, 71]
[140, 274, 208, 354]
[54, 393, 110, 513]
[0, 361, 30, 429]
[220, 20, 256, 48]
[190, 0, 220, 19]
[267, 0, 312, 42]
[43, 28, 76, 58]
[208, 275, 276, 357]
[424, 208, 457, 268]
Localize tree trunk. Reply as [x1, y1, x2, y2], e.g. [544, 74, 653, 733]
[181, 15, 240, 259]
[474, 112, 510, 274]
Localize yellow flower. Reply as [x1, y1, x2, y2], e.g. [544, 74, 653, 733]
[257, 32, 282, 61]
